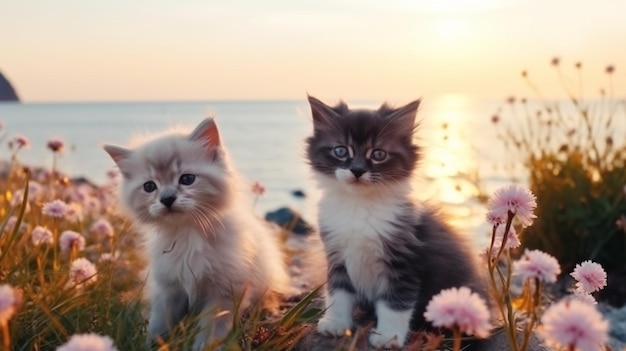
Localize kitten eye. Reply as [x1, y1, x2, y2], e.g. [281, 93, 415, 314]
[371, 149, 387, 162]
[333, 146, 349, 159]
[179, 174, 196, 185]
[143, 181, 157, 193]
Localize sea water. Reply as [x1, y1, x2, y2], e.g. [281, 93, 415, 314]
[2, 97, 622, 247]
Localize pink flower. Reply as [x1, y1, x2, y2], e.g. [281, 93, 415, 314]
[0, 284, 20, 325]
[69, 185, 91, 204]
[68, 258, 97, 288]
[56, 333, 118, 351]
[571, 291, 597, 305]
[65, 203, 83, 223]
[486, 210, 506, 226]
[513, 249, 561, 283]
[483, 225, 522, 263]
[4, 216, 27, 234]
[31, 226, 54, 246]
[538, 299, 608, 351]
[42, 199, 70, 218]
[570, 261, 607, 294]
[84, 196, 102, 216]
[47, 138, 65, 153]
[494, 224, 521, 250]
[28, 181, 43, 200]
[423, 286, 491, 338]
[59, 230, 86, 253]
[488, 184, 537, 227]
[251, 181, 266, 196]
[10, 135, 30, 150]
[90, 218, 114, 238]
[106, 169, 120, 180]
[12, 182, 43, 207]
[9, 192, 31, 215]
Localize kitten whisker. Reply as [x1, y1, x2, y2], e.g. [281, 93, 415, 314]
[188, 209, 211, 238]
[196, 204, 226, 231]
[189, 208, 218, 239]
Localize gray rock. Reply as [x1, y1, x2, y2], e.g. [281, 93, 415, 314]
[291, 189, 306, 198]
[265, 207, 313, 235]
[294, 326, 550, 350]
[0, 71, 19, 102]
[480, 329, 549, 351]
[599, 303, 626, 351]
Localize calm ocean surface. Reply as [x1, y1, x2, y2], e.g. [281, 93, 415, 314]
[1, 97, 622, 247]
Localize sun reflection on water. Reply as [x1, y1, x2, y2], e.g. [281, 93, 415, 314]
[413, 94, 490, 247]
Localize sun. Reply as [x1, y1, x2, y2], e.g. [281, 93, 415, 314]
[435, 18, 467, 40]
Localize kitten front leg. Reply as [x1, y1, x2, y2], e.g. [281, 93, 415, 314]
[317, 263, 356, 336]
[368, 300, 413, 348]
[317, 289, 356, 336]
[192, 298, 234, 351]
[146, 284, 189, 348]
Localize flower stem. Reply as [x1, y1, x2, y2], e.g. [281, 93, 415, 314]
[452, 328, 461, 351]
[488, 214, 520, 351]
[70, 245, 77, 263]
[2, 322, 10, 350]
[52, 218, 59, 271]
[520, 279, 542, 351]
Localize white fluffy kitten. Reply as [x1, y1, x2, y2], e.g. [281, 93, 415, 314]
[104, 118, 290, 350]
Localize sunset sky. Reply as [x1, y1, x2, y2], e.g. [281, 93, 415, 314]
[2, 0, 625, 102]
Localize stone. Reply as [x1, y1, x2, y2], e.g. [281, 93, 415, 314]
[265, 207, 313, 235]
[599, 303, 626, 351]
[291, 189, 306, 198]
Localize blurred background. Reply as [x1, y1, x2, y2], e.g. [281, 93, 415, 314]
[1, 0, 625, 247]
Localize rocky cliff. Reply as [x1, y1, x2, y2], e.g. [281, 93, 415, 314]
[0, 71, 20, 102]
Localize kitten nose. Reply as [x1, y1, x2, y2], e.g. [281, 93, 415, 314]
[351, 168, 366, 178]
[160, 195, 177, 208]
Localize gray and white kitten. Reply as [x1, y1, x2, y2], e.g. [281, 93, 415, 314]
[104, 118, 290, 350]
[306, 96, 488, 348]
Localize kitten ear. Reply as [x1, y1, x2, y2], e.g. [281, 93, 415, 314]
[308, 95, 340, 131]
[103, 145, 132, 165]
[189, 118, 221, 148]
[385, 99, 421, 130]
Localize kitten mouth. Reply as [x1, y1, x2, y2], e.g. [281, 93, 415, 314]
[346, 178, 370, 185]
[157, 207, 182, 216]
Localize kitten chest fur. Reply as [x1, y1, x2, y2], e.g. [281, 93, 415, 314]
[145, 221, 253, 307]
[319, 188, 412, 300]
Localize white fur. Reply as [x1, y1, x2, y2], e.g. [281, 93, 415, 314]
[316, 174, 419, 300]
[316, 289, 355, 336]
[143, 206, 287, 308]
[334, 168, 374, 184]
[369, 300, 413, 348]
[315, 173, 424, 347]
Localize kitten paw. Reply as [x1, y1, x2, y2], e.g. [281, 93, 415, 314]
[316, 317, 353, 336]
[369, 329, 406, 349]
[191, 339, 205, 351]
